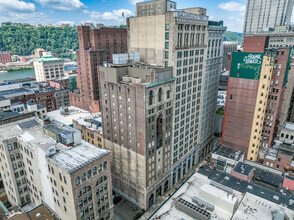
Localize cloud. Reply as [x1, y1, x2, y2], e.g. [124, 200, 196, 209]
[129, 0, 141, 5]
[81, 9, 134, 25]
[0, 0, 48, 24]
[0, 0, 36, 13]
[34, 0, 86, 11]
[90, 9, 134, 21]
[225, 16, 244, 32]
[218, 1, 245, 12]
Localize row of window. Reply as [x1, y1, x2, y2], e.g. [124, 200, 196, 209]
[75, 162, 108, 186]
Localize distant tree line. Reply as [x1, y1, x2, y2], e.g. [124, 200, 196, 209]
[0, 22, 78, 56]
[0, 22, 242, 55]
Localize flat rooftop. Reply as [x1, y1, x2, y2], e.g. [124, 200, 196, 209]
[283, 121, 294, 132]
[49, 141, 109, 173]
[74, 112, 103, 134]
[27, 204, 57, 220]
[0, 111, 20, 121]
[213, 145, 243, 161]
[233, 162, 254, 176]
[232, 193, 294, 220]
[0, 88, 34, 98]
[208, 169, 294, 210]
[150, 173, 244, 220]
[47, 106, 92, 126]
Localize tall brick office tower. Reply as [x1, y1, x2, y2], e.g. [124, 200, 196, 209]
[70, 25, 127, 112]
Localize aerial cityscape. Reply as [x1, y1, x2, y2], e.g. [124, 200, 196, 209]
[0, 0, 293, 219]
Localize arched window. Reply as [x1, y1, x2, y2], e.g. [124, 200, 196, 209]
[156, 114, 163, 148]
[103, 161, 107, 170]
[149, 91, 153, 105]
[158, 88, 163, 102]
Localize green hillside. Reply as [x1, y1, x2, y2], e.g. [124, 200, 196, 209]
[224, 31, 242, 44]
[0, 22, 78, 55]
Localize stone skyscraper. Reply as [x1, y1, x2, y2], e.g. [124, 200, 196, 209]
[243, 0, 294, 40]
[128, 0, 213, 188]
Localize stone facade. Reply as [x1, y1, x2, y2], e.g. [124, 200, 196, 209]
[99, 65, 174, 210]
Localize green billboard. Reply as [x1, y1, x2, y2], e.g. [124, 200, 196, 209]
[230, 52, 264, 80]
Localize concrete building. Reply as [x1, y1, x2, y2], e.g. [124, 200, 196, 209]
[0, 114, 113, 220]
[200, 21, 226, 154]
[222, 50, 275, 161]
[73, 112, 103, 149]
[242, 0, 294, 41]
[11, 100, 47, 120]
[70, 25, 127, 113]
[0, 51, 11, 64]
[0, 96, 12, 112]
[222, 42, 238, 71]
[33, 56, 65, 82]
[47, 106, 93, 127]
[211, 145, 244, 173]
[128, 0, 212, 189]
[99, 63, 174, 209]
[34, 48, 46, 58]
[55, 88, 70, 109]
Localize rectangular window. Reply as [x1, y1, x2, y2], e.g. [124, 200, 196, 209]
[165, 24, 169, 30]
[165, 33, 169, 40]
[165, 42, 169, 49]
[165, 51, 169, 59]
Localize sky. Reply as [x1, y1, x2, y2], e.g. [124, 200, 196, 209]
[0, 0, 281, 33]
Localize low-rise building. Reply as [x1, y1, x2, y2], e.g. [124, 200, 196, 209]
[47, 106, 93, 126]
[0, 96, 11, 112]
[55, 89, 70, 109]
[0, 115, 113, 220]
[263, 140, 294, 175]
[211, 145, 244, 173]
[149, 169, 294, 220]
[73, 112, 103, 148]
[0, 51, 11, 64]
[33, 56, 65, 82]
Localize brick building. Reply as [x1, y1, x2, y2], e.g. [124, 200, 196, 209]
[0, 51, 11, 64]
[70, 26, 127, 113]
[35, 90, 57, 112]
[244, 36, 294, 148]
[222, 50, 275, 161]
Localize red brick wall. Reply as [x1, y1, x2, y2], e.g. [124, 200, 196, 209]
[72, 26, 127, 113]
[0, 52, 11, 63]
[222, 77, 259, 152]
[243, 36, 269, 53]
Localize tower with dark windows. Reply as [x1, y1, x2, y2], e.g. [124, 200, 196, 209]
[99, 62, 174, 210]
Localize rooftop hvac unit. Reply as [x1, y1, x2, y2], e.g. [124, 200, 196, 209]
[60, 106, 69, 115]
[175, 198, 211, 220]
[192, 197, 215, 212]
[131, 77, 141, 84]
